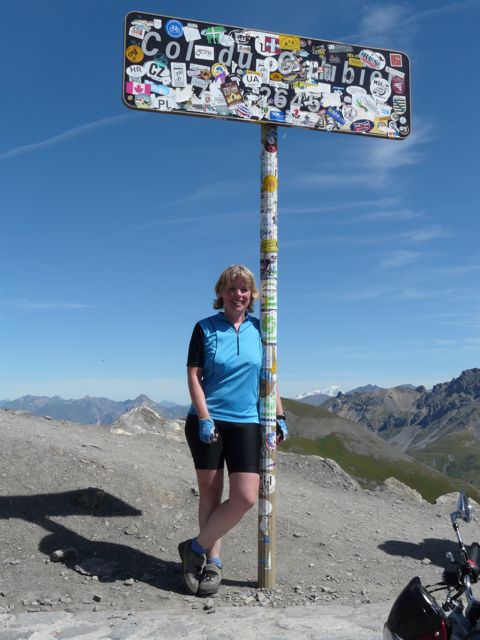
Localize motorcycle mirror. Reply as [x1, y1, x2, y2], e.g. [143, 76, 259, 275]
[457, 489, 472, 523]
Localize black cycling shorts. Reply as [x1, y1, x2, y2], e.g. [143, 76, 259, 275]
[185, 414, 261, 475]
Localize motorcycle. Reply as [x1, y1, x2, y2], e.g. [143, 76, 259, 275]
[384, 489, 480, 640]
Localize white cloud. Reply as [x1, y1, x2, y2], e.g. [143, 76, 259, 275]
[5, 299, 92, 310]
[282, 197, 399, 216]
[403, 225, 450, 243]
[357, 5, 409, 46]
[360, 208, 424, 221]
[378, 249, 425, 269]
[436, 312, 480, 329]
[296, 120, 432, 191]
[342, 0, 479, 48]
[0, 114, 134, 161]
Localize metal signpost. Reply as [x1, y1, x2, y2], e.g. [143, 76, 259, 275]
[123, 12, 411, 588]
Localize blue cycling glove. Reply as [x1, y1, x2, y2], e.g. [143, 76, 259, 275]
[276, 414, 288, 442]
[199, 418, 217, 444]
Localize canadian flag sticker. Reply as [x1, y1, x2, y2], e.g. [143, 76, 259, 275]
[126, 82, 151, 95]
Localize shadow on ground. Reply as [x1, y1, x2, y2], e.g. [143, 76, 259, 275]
[1, 487, 185, 593]
[379, 538, 459, 568]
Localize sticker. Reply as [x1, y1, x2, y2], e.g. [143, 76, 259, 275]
[201, 26, 226, 44]
[261, 312, 276, 336]
[359, 49, 386, 70]
[260, 473, 276, 494]
[279, 34, 301, 50]
[261, 239, 278, 252]
[129, 24, 147, 40]
[391, 76, 406, 95]
[263, 57, 279, 72]
[389, 52, 403, 67]
[265, 432, 277, 450]
[328, 43, 353, 53]
[347, 54, 363, 67]
[125, 45, 144, 63]
[235, 103, 253, 119]
[385, 66, 405, 79]
[166, 19, 184, 39]
[221, 82, 243, 106]
[263, 134, 277, 153]
[350, 119, 374, 132]
[320, 92, 341, 107]
[243, 71, 262, 89]
[255, 35, 281, 56]
[195, 45, 214, 61]
[211, 63, 228, 78]
[126, 82, 151, 95]
[278, 52, 299, 74]
[171, 62, 187, 87]
[220, 34, 234, 47]
[188, 63, 210, 77]
[263, 175, 278, 192]
[144, 59, 169, 82]
[373, 116, 389, 135]
[370, 77, 391, 102]
[270, 72, 283, 82]
[134, 93, 152, 109]
[152, 95, 176, 111]
[342, 104, 357, 122]
[346, 86, 367, 97]
[258, 498, 273, 515]
[146, 82, 171, 95]
[126, 65, 145, 79]
[326, 107, 345, 125]
[183, 25, 201, 42]
[392, 95, 407, 114]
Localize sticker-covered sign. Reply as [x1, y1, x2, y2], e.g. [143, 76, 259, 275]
[123, 12, 411, 139]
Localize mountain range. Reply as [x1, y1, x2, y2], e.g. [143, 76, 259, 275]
[2, 369, 478, 490]
[0, 394, 190, 424]
[321, 368, 480, 487]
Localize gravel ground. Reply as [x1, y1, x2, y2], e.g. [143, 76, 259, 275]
[0, 408, 476, 628]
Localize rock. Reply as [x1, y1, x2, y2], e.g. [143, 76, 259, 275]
[50, 548, 78, 562]
[73, 558, 116, 580]
[377, 477, 424, 503]
[203, 598, 214, 610]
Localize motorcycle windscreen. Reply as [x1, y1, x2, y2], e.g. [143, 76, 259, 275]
[385, 577, 447, 640]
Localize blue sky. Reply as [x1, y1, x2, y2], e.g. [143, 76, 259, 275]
[1, 0, 479, 403]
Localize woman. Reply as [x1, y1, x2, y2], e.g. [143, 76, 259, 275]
[179, 264, 287, 596]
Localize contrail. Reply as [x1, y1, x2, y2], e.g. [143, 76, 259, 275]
[0, 113, 135, 161]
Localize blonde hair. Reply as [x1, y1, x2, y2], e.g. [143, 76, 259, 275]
[213, 264, 259, 313]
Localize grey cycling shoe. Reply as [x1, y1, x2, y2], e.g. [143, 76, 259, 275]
[178, 539, 206, 595]
[197, 563, 222, 596]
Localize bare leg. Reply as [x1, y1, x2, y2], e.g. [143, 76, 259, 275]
[196, 468, 224, 560]
[196, 472, 260, 551]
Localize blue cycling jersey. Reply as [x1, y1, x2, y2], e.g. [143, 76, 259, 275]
[187, 312, 263, 422]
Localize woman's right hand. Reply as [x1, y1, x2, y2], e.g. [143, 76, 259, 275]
[199, 418, 217, 444]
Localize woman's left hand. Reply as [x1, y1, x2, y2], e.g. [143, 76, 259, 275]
[276, 415, 288, 443]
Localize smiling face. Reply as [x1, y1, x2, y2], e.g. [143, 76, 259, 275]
[221, 276, 252, 321]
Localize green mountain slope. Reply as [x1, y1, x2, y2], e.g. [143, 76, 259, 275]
[282, 398, 480, 504]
